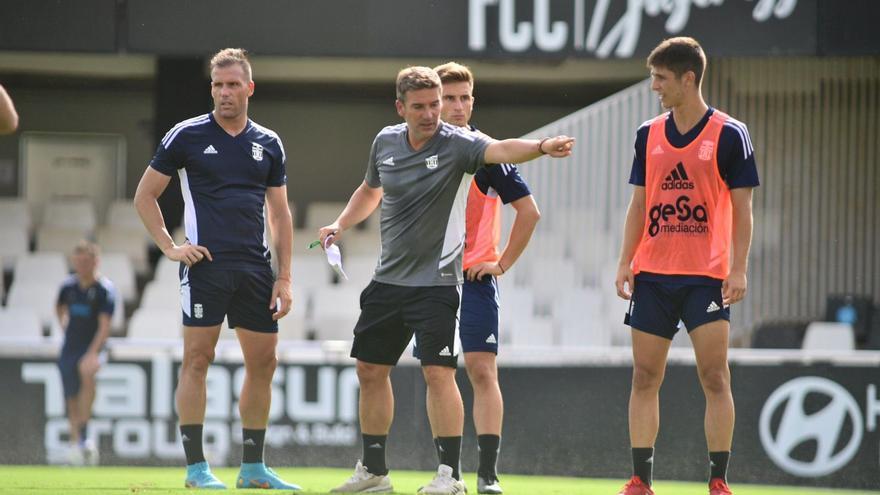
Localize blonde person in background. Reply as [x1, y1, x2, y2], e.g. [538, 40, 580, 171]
[56, 241, 116, 466]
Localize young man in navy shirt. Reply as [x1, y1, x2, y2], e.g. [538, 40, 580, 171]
[56, 241, 116, 466]
[432, 62, 540, 494]
[134, 48, 297, 490]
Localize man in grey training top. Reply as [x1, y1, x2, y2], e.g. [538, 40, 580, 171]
[320, 66, 573, 495]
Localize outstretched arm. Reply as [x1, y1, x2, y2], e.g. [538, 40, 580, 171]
[484, 136, 574, 165]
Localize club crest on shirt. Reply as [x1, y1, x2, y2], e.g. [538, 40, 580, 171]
[251, 143, 264, 162]
[698, 140, 714, 161]
[425, 154, 438, 170]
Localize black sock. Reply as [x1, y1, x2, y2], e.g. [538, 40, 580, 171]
[242, 428, 266, 464]
[433, 437, 442, 463]
[79, 424, 88, 445]
[632, 447, 654, 486]
[180, 424, 205, 466]
[709, 451, 730, 482]
[477, 434, 501, 480]
[362, 434, 388, 476]
[437, 436, 462, 480]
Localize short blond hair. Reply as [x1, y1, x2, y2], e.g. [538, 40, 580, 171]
[73, 240, 100, 258]
[396, 66, 441, 101]
[434, 62, 474, 87]
[210, 48, 252, 82]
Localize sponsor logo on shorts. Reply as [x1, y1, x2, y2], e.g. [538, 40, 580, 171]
[438, 346, 452, 356]
[485, 334, 497, 344]
[706, 301, 721, 313]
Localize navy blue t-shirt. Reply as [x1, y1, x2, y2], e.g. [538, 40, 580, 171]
[474, 163, 532, 203]
[629, 108, 760, 286]
[57, 275, 116, 354]
[470, 126, 532, 203]
[150, 112, 287, 270]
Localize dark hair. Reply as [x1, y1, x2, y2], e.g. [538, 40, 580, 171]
[647, 37, 706, 85]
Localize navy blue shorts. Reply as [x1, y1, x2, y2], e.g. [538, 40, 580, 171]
[354, 281, 461, 368]
[57, 348, 106, 398]
[180, 264, 278, 333]
[458, 275, 499, 354]
[624, 279, 729, 340]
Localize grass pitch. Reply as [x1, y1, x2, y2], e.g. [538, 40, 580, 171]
[0, 465, 875, 494]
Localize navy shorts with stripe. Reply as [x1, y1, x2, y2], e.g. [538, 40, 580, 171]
[624, 279, 729, 340]
[180, 263, 278, 333]
[459, 275, 500, 353]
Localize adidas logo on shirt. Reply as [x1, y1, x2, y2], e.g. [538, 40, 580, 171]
[438, 346, 452, 357]
[651, 145, 664, 155]
[485, 334, 497, 344]
[662, 162, 694, 190]
[203, 145, 218, 154]
[706, 301, 721, 313]
[381, 156, 394, 166]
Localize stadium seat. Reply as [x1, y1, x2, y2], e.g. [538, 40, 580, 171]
[498, 288, 536, 345]
[96, 226, 150, 274]
[310, 286, 361, 340]
[802, 321, 855, 351]
[140, 280, 181, 310]
[506, 315, 556, 347]
[13, 253, 69, 288]
[277, 310, 308, 341]
[292, 255, 333, 289]
[340, 231, 381, 258]
[340, 255, 376, 288]
[0, 198, 32, 231]
[154, 257, 181, 283]
[304, 201, 347, 230]
[0, 306, 43, 339]
[99, 253, 136, 303]
[36, 227, 88, 255]
[0, 225, 29, 271]
[110, 297, 125, 334]
[6, 281, 59, 329]
[106, 200, 144, 230]
[554, 288, 610, 347]
[41, 199, 97, 233]
[750, 320, 808, 349]
[126, 308, 181, 340]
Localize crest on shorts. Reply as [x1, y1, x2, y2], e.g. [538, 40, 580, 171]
[251, 143, 264, 162]
[698, 140, 714, 161]
[194, 303, 204, 319]
[425, 154, 438, 170]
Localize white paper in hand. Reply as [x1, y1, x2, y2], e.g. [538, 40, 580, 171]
[324, 236, 348, 280]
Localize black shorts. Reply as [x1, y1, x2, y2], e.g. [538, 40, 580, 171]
[352, 281, 461, 368]
[180, 264, 278, 333]
[624, 279, 730, 340]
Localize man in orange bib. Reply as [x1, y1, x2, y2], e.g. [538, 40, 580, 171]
[614, 37, 759, 495]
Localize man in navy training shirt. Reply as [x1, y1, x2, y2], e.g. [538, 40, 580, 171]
[57, 241, 116, 466]
[134, 48, 298, 491]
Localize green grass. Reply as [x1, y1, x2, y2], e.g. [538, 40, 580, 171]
[0, 466, 874, 495]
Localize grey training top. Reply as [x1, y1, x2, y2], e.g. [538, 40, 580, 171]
[365, 121, 492, 286]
